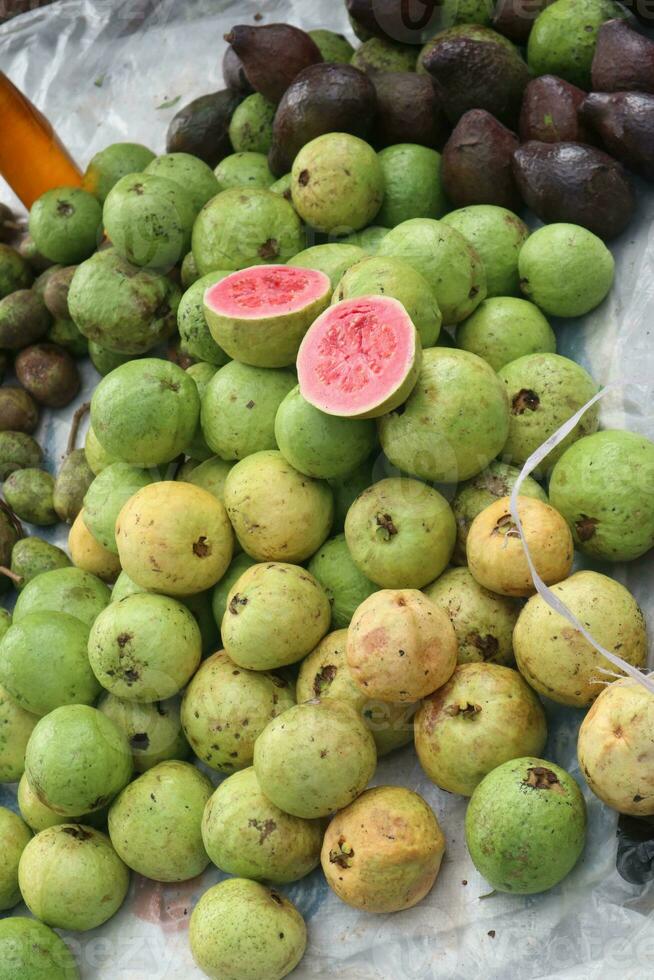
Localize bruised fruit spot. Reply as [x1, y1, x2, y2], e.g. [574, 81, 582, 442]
[512, 389, 540, 415]
[129, 183, 145, 195]
[193, 536, 211, 558]
[269, 890, 283, 906]
[470, 633, 499, 661]
[493, 514, 520, 539]
[57, 200, 75, 217]
[258, 238, 279, 260]
[484, 474, 510, 497]
[576, 515, 599, 541]
[117, 632, 132, 648]
[314, 664, 337, 696]
[248, 817, 277, 844]
[124, 668, 140, 683]
[299, 169, 310, 186]
[524, 766, 565, 795]
[329, 837, 355, 869]
[62, 825, 92, 840]
[229, 593, 248, 614]
[130, 732, 150, 750]
[376, 512, 398, 541]
[446, 701, 482, 719]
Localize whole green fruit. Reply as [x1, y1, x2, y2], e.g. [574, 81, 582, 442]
[7, 538, 71, 589]
[189, 878, 306, 980]
[0, 917, 79, 979]
[202, 767, 323, 883]
[307, 533, 377, 629]
[83, 462, 153, 553]
[228, 94, 276, 154]
[443, 205, 529, 297]
[98, 693, 189, 772]
[13, 566, 110, 628]
[377, 144, 446, 228]
[214, 152, 276, 192]
[53, 448, 94, 524]
[0, 685, 38, 783]
[3, 468, 57, 525]
[0, 243, 32, 299]
[0, 807, 31, 911]
[527, 0, 626, 88]
[145, 151, 219, 213]
[108, 760, 212, 881]
[457, 297, 556, 371]
[25, 704, 133, 815]
[0, 432, 41, 480]
[82, 141, 156, 202]
[177, 270, 231, 365]
[29, 187, 101, 264]
[465, 756, 587, 893]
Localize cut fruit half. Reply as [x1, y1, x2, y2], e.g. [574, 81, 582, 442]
[203, 264, 331, 368]
[297, 295, 421, 419]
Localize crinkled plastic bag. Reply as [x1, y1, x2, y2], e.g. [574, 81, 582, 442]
[1, 1, 654, 977]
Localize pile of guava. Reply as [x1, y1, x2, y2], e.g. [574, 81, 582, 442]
[2, 2, 654, 977]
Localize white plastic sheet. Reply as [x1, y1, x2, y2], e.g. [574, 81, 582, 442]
[1, 2, 654, 977]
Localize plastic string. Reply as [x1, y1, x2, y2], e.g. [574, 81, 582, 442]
[509, 380, 654, 696]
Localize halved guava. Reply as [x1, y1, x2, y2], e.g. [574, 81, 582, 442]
[203, 264, 331, 368]
[296, 296, 421, 419]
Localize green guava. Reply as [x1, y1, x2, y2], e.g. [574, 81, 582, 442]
[498, 352, 600, 471]
[202, 767, 323, 883]
[0, 612, 100, 716]
[185, 362, 219, 461]
[13, 566, 110, 628]
[334, 254, 442, 347]
[85, 424, 119, 474]
[443, 205, 529, 297]
[108, 759, 212, 881]
[338, 225, 390, 254]
[29, 187, 101, 264]
[228, 93, 276, 154]
[189, 878, 307, 980]
[519, 223, 615, 317]
[527, 0, 625, 88]
[549, 429, 654, 561]
[307, 534, 377, 629]
[201, 361, 296, 460]
[222, 562, 331, 670]
[145, 151, 219, 212]
[47, 316, 88, 357]
[53, 447, 94, 524]
[0, 917, 79, 980]
[224, 450, 334, 562]
[321, 785, 445, 913]
[415, 663, 548, 796]
[214, 152, 276, 193]
[296, 629, 415, 756]
[291, 133, 384, 233]
[378, 218, 487, 323]
[379, 347, 510, 483]
[254, 699, 377, 818]
[425, 566, 522, 666]
[328, 456, 374, 533]
[82, 141, 156, 202]
[211, 553, 257, 627]
[0, 290, 50, 350]
[110, 570, 218, 657]
[88, 592, 201, 701]
[25, 704, 133, 815]
[0, 430, 41, 480]
[309, 28, 355, 62]
[578, 678, 654, 816]
[450, 460, 548, 564]
[344, 477, 456, 588]
[0, 685, 38, 783]
[0, 807, 31, 911]
[103, 172, 196, 269]
[91, 358, 200, 467]
[514, 570, 647, 707]
[8, 538, 71, 589]
[347, 588, 458, 702]
[465, 756, 587, 893]
[68, 248, 181, 355]
[274, 385, 377, 479]
[288, 242, 366, 289]
[0, 244, 32, 299]
[83, 462, 153, 553]
[116, 481, 234, 596]
[352, 36, 417, 73]
[18, 824, 129, 931]
[181, 650, 295, 772]
[177, 270, 231, 365]
[17, 774, 107, 833]
[377, 145, 446, 229]
[457, 297, 556, 371]
[3, 468, 57, 525]
[192, 188, 304, 274]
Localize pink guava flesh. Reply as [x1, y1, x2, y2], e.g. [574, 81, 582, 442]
[297, 296, 419, 418]
[205, 265, 330, 319]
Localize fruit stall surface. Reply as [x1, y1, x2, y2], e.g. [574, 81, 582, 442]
[1, 0, 654, 978]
